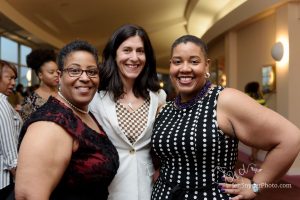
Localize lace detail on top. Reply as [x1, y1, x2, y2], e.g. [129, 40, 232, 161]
[116, 98, 150, 144]
[20, 92, 47, 121]
[19, 96, 119, 199]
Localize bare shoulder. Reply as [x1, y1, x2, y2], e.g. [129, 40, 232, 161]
[218, 87, 247, 102]
[21, 121, 73, 153]
[216, 87, 265, 137]
[217, 87, 255, 112]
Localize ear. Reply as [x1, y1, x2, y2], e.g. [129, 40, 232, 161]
[57, 70, 62, 77]
[57, 71, 62, 90]
[205, 58, 210, 72]
[38, 71, 43, 80]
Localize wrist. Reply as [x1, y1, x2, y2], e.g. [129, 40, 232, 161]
[251, 179, 261, 194]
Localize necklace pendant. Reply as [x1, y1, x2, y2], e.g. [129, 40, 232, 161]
[128, 102, 134, 111]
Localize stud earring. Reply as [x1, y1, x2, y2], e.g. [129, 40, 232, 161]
[205, 72, 210, 79]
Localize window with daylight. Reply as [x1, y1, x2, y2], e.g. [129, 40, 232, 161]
[0, 36, 32, 86]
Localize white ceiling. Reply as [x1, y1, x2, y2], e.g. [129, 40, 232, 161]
[0, 0, 246, 72]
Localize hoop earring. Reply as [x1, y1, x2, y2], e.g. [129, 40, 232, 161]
[205, 72, 210, 79]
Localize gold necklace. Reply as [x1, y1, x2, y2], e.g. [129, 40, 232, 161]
[58, 92, 89, 114]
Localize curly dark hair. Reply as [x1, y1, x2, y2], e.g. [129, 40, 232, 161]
[26, 49, 56, 75]
[57, 40, 99, 71]
[100, 24, 160, 101]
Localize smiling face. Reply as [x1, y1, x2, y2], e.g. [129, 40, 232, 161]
[0, 66, 17, 96]
[38, 61, 59, 88]
[170, 42, 209, 102]
[115, 35, 146, 84]
[59, 50, 99, 108]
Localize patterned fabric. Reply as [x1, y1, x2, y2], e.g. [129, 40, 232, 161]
[19, 96, 119, 199]
[151, 86, 239, 200]
[116, 99, 149, 144]
[0, 93, 22, 189]
[20, 91, 47, 121]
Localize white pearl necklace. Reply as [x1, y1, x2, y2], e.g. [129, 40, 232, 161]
[58, 92, 89, 114]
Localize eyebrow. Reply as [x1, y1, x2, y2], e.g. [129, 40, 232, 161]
[67, 63, 98, 68]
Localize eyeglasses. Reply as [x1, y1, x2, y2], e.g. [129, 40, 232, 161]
[63, 67, 99, 78]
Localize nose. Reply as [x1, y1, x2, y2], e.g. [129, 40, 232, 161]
[79, 70, 90, 81]
[180, 61, 192, 72]
[11, 78, 16, 87]
[130, 51, 139, 61]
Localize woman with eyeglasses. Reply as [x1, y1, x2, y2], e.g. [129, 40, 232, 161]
[15, 40, 119, 200]
[20, 49, 59, 121]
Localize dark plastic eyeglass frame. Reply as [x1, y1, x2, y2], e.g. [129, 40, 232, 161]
[62, 68, 99, 78]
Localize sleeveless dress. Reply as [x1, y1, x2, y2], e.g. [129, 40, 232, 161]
[19, 96, 119, 200]
[151, 86, 238, 200]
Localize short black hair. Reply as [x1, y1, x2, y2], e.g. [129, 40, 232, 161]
[57, 40, 99, 71]
[100, 24, 160, 101]
[171, 35, 208, 59]
[26, 49, 56, 75]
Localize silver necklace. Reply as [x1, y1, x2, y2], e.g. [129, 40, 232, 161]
[58, 92, 89, 114]
[127, 102, 134, 111]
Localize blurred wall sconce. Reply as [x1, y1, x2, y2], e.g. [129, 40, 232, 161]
[271, 42, 284, 61]
[159, 81, 164, 88]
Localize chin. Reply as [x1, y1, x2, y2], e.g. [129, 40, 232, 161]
[176, 85, 196, 93]
[5, 91, 12, 96]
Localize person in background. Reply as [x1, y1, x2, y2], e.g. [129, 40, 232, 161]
[90, 24, 166, 200]
[15, 40, 119, 200]
[244, 81, 266, 163]
[13, 83, 25, 112]
[151, 35, 300, 200]
[20, 49, 59, 121]
[15, 84, 25, 105]
[0, 60, 23, 199]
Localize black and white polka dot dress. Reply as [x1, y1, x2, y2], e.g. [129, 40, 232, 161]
[151, 86, 238, 200]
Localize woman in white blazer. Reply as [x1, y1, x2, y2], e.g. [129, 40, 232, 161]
[90, 24, 166, 200]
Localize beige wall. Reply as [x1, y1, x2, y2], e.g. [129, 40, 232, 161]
[236, 14, 277, 110]
[208, 14, 277, 109]
[207, 2, 300, 175]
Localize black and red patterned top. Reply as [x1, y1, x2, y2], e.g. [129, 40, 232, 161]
[19, 96, 119, 200]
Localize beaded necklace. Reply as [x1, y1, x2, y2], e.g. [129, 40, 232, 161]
[58, 92, 89, 114]
[174, 81, 212, 110]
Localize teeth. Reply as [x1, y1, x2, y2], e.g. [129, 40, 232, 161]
[126, 64, 138, 68]
[77, 87, 90, 92]
[179, 77, 192, 81]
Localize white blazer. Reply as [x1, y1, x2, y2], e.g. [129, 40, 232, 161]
[90, 89, 166, 200]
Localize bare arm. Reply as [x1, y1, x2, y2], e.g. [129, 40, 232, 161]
[217, 88, 300, 199]
[15, 121, 74, 200]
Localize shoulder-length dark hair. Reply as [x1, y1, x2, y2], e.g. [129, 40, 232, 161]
[100, 24, 160, 101]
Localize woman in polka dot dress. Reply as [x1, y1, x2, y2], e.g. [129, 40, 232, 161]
[151, 35, 300, 200]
